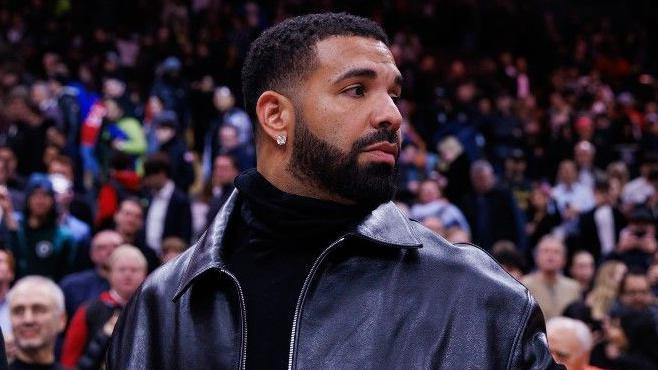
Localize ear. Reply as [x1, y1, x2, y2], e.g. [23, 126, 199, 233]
[255, 91, 294, 143]
[58, 311, 67, 333]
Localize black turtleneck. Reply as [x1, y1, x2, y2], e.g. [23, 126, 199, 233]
[226, 169, 370, 369]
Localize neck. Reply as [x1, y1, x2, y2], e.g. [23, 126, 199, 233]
[541, 270, 559, 282]
[27, 215, 44, 229]
[119, 230, 135, 243]
[0, 283, 9, 299]
[96, 265, 109, 279]
[257, 162, 353, 205]
[15, 346, 55, 365]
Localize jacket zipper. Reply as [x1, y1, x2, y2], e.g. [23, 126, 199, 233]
[220, 268, 248, 370]
[287, 237, 346, 370]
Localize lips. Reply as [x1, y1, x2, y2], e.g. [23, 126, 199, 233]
[361, 142, 399, 165]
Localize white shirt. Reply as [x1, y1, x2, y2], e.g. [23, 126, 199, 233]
[146, 180, 175, 254]
[594, 205, 616, 256]
[622, 176, 654, 206]
[552, 182, 596, 214]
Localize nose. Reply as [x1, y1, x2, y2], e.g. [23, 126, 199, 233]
[371, 93, 402, 132]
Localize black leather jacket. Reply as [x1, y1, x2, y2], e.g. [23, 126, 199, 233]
[108, 191, 562, 369]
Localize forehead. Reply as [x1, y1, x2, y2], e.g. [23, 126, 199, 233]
[10, 285, 55, 308]
[312, 36, 399, 81]
[112, 253, 144, 269]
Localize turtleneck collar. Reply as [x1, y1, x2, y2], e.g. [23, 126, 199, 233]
[233, 169, 372, 241]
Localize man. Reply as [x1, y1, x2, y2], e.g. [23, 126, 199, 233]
[459, 160, 525, 251]
[142, 153, 192, 255]
[409, 179, 470, 234]
[152, 111, 195, 192]
[546, 317, 601, 370]
[61, 245, 147, 369]
[205, 154, 239, 227]
[573, 141, 604, 190]
[552, 160, 596, 234]
[522, 236, 582, 320]
[59, 231, 123, 318]
[610, 205, 657, 271]
[109, 13, 561, 369]
[616, 270, 658, 335]
[577, 179, 626, 263]
[568, 251, 595, 294]
[7, 276, 66, 369]
[0, 249, 15, 337]
[49, 174, 91, 269]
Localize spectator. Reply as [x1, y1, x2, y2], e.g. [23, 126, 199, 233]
[525, 183, 562, 262]
[552, 160, 596, 233]
[574, 141, 604, 190]
[522, 236, 582, 320]
[59, 231, 123, 318]
[61, 245, 146, 370]
[142, 153, 192, 256]
[436, 136, 471, 204]
[7, 276, 66, 370]
[546, 317, 597, 370]
[501, 148, 532, 212]
[160, 237, 186, 264]
[46, 155, 93, 227]
[621, 153, 658, 207]
[586, 261, 628, 321]
[569, 251, 596, 295]
[1, 175, 76, 281]
[0, 249, 15, 338]
[152, 111, 195, 192]
[212, 86, 253, 147]
[94, 153, 141, 230]
[492, 244, 526, 281]
[204, 154, 239, 229]
[460, 160, 524, 251]
[611, 206, 657, 270]
[409, 179, 470, 234]
[577, 179, 626, 263]
[615, 271, 658, 335]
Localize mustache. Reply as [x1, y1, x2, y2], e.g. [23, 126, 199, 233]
[352, 129, 400, 152]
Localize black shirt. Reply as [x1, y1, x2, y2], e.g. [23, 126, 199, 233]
[8, 359, 64, 370]
[227, 169, 370, 369]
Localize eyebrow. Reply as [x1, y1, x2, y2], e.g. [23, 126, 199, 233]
[333, 67, 403, 87]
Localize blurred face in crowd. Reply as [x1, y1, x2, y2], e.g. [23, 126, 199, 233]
[212, 155, 239, 187]
[214, 87, 235, 112]
[574, 142, 595, 168]
[535, 238, 566, 275]
[9, 282, 65, 356]
[620, 274, 653, 311]
[471, 166, 495, 194]
[142, 172, 168, 194]
[0, 159, 7, 184]
[104, 99, 123, 121]
[418, 181, 440, 204]
[219, 125, 239, 150]
[569, 251, 594, 287]
[280, 36, 402, 206]
[0, 148, 18, 177]
[28, 189, 54, 219]
[557, 161, 578, 185]
[547, 324, 590, 370]
[114, 200, 144, 237]
[0, 250, 15, 286]
[155, 125, 176, 144]
[90, 231, 123, 271]
[108, 247, 147, 301]
[30, 83, 50, 106]
[48, 159, 74, 182]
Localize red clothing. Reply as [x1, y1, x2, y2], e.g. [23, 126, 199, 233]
[61, 291, 122, 368]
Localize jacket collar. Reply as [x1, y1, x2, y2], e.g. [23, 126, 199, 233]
[173, 189, 422, 300]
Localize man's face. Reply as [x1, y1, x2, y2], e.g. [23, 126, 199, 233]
[620, 275, 653, 310]
[90, 232, 123, 269]
[10, 285, 65, 353]
[289, 36, 403, 206]
[114, 202, 143, 235]
[536, 240, 565, 274]
[213, 156, 238, 186]
[547, 327, 589, 370]
[109, 254, 146, 300]
[28, 189, 54, 218]
[0, 251, 14, 285]
[570, 253, 594, 285]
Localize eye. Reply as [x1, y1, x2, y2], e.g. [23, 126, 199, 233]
[344, 84, 366, 98]
[391, 95, 401, 105]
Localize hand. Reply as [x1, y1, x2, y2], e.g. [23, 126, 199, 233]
[103, 312, 121, 336]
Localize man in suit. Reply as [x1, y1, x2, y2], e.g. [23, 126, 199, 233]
[141, 153, 192, 258]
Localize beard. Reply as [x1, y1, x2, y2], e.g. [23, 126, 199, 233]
[288, 115, 400, 208]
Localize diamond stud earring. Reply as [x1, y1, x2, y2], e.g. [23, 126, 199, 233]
[276, 134, 287, 146]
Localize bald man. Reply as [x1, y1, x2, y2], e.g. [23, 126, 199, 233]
[547, 317, 602, 370]
[62, 245, 146, 369]
[59, 231, 123, 317]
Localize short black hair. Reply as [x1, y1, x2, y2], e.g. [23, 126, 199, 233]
[143, 153, 172, 178]
[241, 12, 388, 126]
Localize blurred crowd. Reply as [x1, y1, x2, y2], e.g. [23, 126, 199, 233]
[0, 0, 657, 369]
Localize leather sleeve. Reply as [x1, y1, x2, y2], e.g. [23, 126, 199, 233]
[508, 292, 566, 370]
